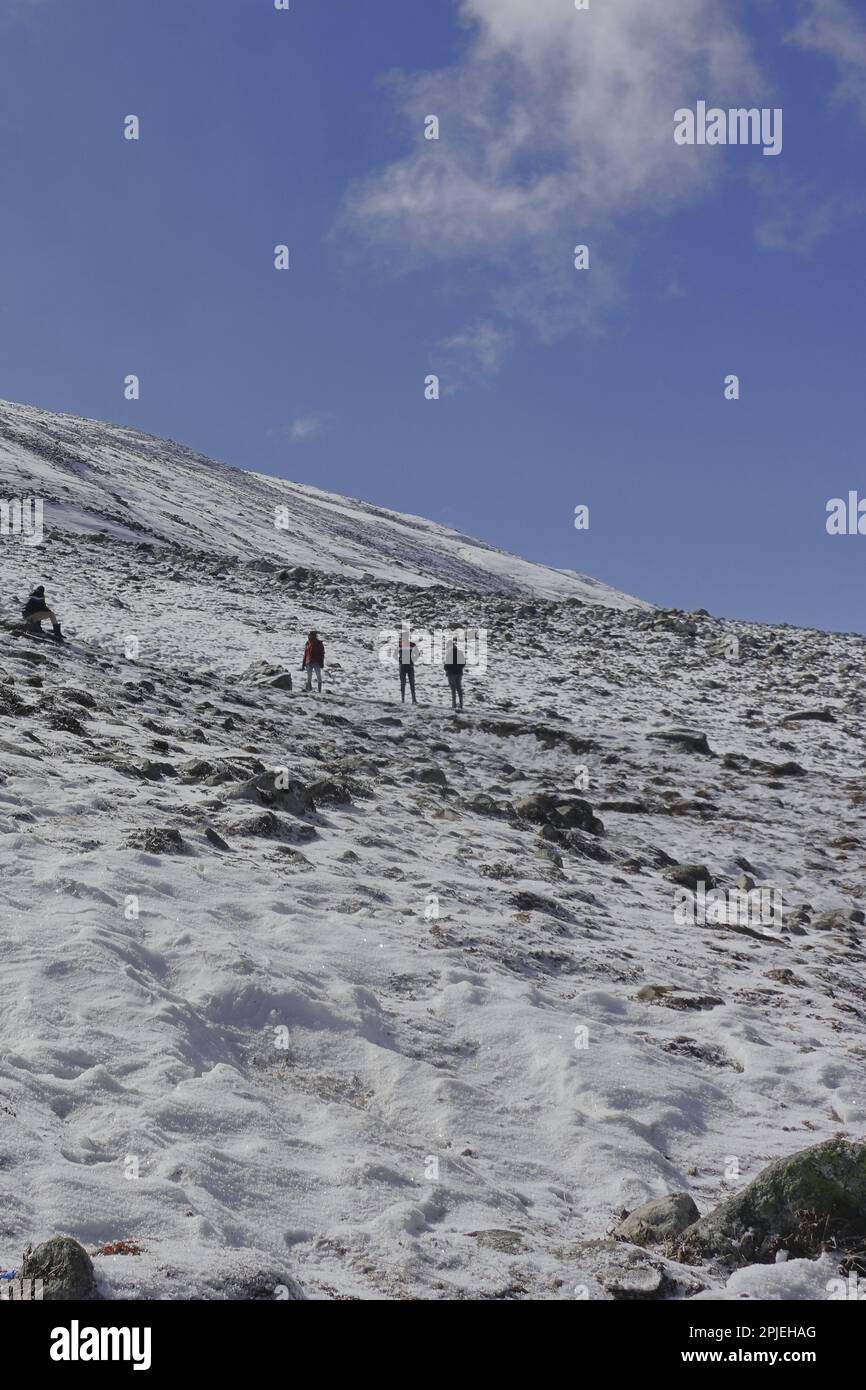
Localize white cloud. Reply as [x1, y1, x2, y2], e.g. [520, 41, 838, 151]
[267, 415, 330, 445]
[436, 321, 511, 388]
[788, 0, 866, 123]
[345, 0, 763, 379]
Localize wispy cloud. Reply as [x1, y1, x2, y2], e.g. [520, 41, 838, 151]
[344, 0, 762, 384]
[788, 0, 866, 123]
[436, 321, 511, 389]
[267, 414, 331, 446]
[751, 168, 866, 254]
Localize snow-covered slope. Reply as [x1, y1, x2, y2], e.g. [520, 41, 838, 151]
[0, 399, 645, 606]
[1, 402, 864, 1303]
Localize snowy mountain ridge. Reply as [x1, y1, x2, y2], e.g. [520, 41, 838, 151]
[0, 398, 646, 607]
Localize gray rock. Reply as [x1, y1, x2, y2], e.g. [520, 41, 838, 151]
[780, 709, 836, 724]
[224, 771, 313, 817]
[127, 827, 187, 855]
[675, 1137, 866, 1267]
[516, 793, 604, 836]
[665, 863, 715, 892]
[566, 1239, 706, 1301]
[417, 767, 448, 788]
[812, 907, 864, 931]
[225, 811, 317, 843]
[21, 1236, 98, 1301]
[636, 984, 723, 1011]
[614, 1194, 700, 1247]
[467, 793, 515, 818]
[307, 778, 353, 806]
[648, 730, 713, 756]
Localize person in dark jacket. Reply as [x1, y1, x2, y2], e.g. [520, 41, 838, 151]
[443, 631, 465, 710]
[22, 585, 62, 639]
[301, 630, 325, 691]
[399, 633, 418, 705]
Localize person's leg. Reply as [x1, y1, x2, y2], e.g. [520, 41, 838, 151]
[314, 664, 322, 692]
[456, 673, 464, 709]
[447, 672, 456, 708]
[304, 666, 312, 690]
[25, 608, 55, 631]
[408, 666, 416, 703]
[400, 667, 407, 702]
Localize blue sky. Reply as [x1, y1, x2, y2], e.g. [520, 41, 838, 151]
[1, 0, 865, 632]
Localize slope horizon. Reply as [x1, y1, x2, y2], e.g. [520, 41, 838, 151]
[3, 393, 860, 639]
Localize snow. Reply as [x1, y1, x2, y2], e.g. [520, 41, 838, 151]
[1, 398, 864, 1301]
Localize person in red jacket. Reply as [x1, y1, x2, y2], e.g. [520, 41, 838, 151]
[301, 630, 325, 692]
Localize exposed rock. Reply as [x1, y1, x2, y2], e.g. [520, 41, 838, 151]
[21, 1236, 98, 1301]
[637, 984, 723, 1011]
[467, 793, 515, 818]
[510, 891, 572, 922]
[307, 778, 353, 806]
[614, 1194, 701, 1247]
[126, 827, 187, 854]
[0, 683, 28, 717]
[566, 1239, 705, 1300]
[205, 827, 231, 851]
[780, 709, 836, 724]
[664, 863, 715, 892]
[675, 1138, 866, 1267]
[224, 770, 313, 817]
[516, 793, 604, 836]
[416, 767, 448, 788]
[648, 730, 713, 756]
[811, 907, 864, 931]
[225, 811, 317, 843]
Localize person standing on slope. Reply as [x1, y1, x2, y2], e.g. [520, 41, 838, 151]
[22, 585, 63, 640]
[301, 629, 325, 692]
[399, 632, 418, 705]
[443, 630, 465, 711]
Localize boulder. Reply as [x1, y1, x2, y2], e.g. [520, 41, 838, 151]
[307, 778, 353, 806]
[675, 1138, 866, 1267]
[417, 767, 448, 789]
[225, 811, 316, 844]
[614, 1194, 700, 1247]
[224, 771, 313, 817]
[126, 828, 187, 855]
[515, 793, 604, 836]
[665, 863, 715, 892]
[21, 1236, 98, 1301]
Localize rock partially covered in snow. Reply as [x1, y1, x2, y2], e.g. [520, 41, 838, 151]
[675, 1138, 866, 1267]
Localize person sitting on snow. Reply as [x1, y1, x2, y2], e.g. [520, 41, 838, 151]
[22, 585, 62, 639]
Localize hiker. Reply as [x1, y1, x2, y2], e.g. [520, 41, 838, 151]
[301, 629, 325, 692]
[22, 585, 62, 639]
[399, 633, 418, 704]
[443, 631, 465, 710]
